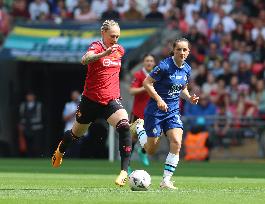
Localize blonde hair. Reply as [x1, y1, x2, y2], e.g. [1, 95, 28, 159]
[101, 20, 119, 32]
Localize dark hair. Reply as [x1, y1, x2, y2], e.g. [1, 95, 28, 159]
[170, 38, 190, 56]
[143, 53, 156, 61]
[173, 38, 190, 49]
[25, 90, 35, 96]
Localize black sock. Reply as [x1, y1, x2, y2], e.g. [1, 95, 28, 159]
[118, 128, 132, 172]
[132, 141, 136, 152]
[59, 130, 79, 153]
[128, 141, 137, 167]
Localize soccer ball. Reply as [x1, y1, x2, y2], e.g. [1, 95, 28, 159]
[128, 170, 151, 191]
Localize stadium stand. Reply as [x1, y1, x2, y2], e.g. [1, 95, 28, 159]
[0, 0, 264, 159]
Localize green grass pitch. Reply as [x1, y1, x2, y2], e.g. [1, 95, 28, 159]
[0, 159, 265, 204]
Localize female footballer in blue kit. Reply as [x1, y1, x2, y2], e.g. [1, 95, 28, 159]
[135, 38, 199, 189]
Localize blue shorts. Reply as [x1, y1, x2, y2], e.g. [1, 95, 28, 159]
[144, 113, 183, 137]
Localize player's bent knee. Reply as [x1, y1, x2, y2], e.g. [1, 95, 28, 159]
[72, 129, 86, 137]
[145, 145, 156, 155]
[145, 138, 159, 155]
[146, 148, 156, 156]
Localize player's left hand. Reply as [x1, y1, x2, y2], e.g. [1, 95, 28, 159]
[189, 94, 199, 104]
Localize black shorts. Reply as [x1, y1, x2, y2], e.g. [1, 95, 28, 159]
[76, 95, 125, 124]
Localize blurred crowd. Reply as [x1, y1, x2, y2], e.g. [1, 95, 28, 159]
[185, 0, 265, 123]
[0, 0, 181, 24]
[147, 0, 265, 124]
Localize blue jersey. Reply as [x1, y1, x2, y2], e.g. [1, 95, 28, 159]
[145, 56, 191, 117]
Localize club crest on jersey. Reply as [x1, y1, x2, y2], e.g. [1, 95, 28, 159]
[153, 128, 158, 134]
[114, 52, 122, 58]
[153, 67, 160, 75]
[184, 75, 187, 81]
[111, 52, 122, 60]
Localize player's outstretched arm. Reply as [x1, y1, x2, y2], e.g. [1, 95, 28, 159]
[181, 85, 199, 104]
[81, 45, 119, 65]
[81, 51, 102, 65]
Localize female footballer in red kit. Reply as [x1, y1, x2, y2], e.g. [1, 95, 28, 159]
[52, 20, 131, 187]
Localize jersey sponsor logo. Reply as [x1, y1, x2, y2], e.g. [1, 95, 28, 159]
[169, 75, 182, 80]
[168, 84, 183, 96]
[103, 58, 121, 67]
[176, 75, 182, 79]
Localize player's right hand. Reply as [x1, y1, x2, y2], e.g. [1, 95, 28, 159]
[157, 99, 168, 112]
[103, 44, 119, 56]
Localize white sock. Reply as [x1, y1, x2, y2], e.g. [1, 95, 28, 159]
[136, 123, 147, 148]
[163, 153, 179, 182]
